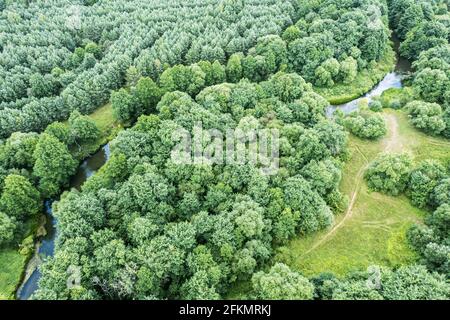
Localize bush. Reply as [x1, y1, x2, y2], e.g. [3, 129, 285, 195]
[379, 87, 413, 109]
[365, 153, 413, 196]
[0, 212, 16, 246]
[433, 178, 450, 208]
[390, 100, 402, 110]
[405, 101, 446, 136]
[343, 111, 387, 139]
[426, 204, 450, 240]
[0, 174, 41, 221]
[251, 263, 314, 300]
[369, 100, 383, 112]
[382, 265, 450, 300]
[68, 111, 100, 142]
[44, 122, 73, 145]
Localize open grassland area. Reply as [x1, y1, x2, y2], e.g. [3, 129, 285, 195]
[0, 250, 27, 300]
[315, 48, 395, 105]
[277, 110, 450, 277]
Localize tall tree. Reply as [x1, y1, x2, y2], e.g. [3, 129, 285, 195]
[33, 134, 77, 197]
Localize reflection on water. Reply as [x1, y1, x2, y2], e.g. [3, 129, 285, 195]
[70, 144, 110, 190]
[16, 201, 55, 300]
[17, 144, 110, 300]
[392, 33, 412, 74]
[326, 72, 404, 117]
[326, 34, 412, 117]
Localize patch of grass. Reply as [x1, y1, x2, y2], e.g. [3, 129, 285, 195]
[0, 249, 28, 300]
[315, 47, 395, 105]
[67, 103, 122, 160]
[276, 110, 449, 277]
[87, 103, 116, 135]
[394, 110, 450, 165]
[0, 214, 40, 299]
[387, 223, 418, 267]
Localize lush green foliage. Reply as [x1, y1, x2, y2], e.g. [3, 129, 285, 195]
[0, 109, 100, 245]
[0, 174, 40, 246]
[405, 101, 446, 136]
[0, 0, 392, 137]
[343, 110, 387, 140]
[33, 134, 78, 197]
[406, 159, 450, 277]
[251, 263, 314, 300]
[0, 0, 299, 138]
[390, 0, 450, 138]
[323, 265, 450, 300]
[33, 73, 349, 299]
[407, 160, 447, 209]
[1, 0, 447, 300]
[364, 153, 412, 196]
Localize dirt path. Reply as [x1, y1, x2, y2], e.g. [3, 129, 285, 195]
[384, 113, 403, 153]
[301, 113, 401, 256]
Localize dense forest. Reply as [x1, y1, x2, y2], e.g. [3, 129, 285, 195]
[0, 0, 449, 301]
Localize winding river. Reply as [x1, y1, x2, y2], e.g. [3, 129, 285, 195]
[16, 144, 111, 300]
[15, 35, 411, 300]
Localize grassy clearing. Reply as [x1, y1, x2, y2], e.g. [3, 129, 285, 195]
[0, 250, 28, 300]
[379, 87, 414, 109]
[67, 103, 121, 160]
[275, 110, 450, 277]
[315, 47, 395, 105]
[394, 110, 450, 164]
[0, 216, 39, 300]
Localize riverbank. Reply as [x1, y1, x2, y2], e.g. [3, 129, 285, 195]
[15, 143, 112, 300]
[0, 210, 43, 299]
[67, 103, 119, 161]
[0, 248, 29, 299]
[0, 103, 120, 300]
[315, 46, 396, 105]
[277, 110, 450, 276]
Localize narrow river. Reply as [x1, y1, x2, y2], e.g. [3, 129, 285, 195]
[16, 144, 111, 300]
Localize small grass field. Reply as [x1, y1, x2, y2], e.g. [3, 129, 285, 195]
[0, 217, 39, 300]
[276, 110, 450, 277]
[0, 103, 119, 300]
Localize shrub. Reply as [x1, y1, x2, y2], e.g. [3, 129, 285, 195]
[369, 100, 383, 112]
[407, 160, 446, 209]
[365, 153, 413, 195]
[343, 111, 387, 139]
[0, 212, 16, 246]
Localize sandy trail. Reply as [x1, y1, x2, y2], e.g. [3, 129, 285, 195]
[384, 113, 403, 153]
[301, 113, 402, 256]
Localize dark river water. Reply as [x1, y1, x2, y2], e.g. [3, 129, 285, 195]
[16, 144, 111, 300]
